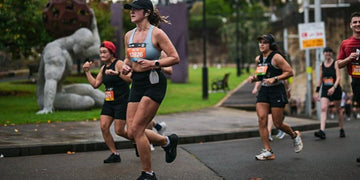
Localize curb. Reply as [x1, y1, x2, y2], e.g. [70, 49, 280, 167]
[0, 122, 338, 157]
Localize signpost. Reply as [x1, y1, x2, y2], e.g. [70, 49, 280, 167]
[298, 20, 326, 117]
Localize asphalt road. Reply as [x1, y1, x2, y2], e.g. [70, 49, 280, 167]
[1, 120, 359, 180]
[183, 121, 360, 180]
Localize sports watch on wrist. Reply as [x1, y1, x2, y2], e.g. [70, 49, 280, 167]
[154, 60, 160, 69]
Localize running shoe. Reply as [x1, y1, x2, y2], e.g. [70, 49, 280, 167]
[268, 133, 273, 142]
[150, 143, 155, 151]
[103, 153, 121, 163]
[157, 122, 167, 136]
[293, 131, 303, 153]
[137, 171, 157, 180]
[275, 129, 286, 139]
[314, 130, 326, 139]
[255, 149, 275, 160]
[162, 134, 178, 163]
[330, 113, 335, 119]
[340, 129, 346, 138]
[357, 156, 360, 163]
[346, 116, 351, 121]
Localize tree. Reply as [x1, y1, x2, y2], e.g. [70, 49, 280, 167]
[0, 0, 53, 60]
[88, 0, 115, 43]
[188, 0, 231, 43]
[187, 0, 269, 64]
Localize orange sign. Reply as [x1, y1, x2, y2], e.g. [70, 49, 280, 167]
[302, 38, 325, 48]
[298, 22, 326, 50]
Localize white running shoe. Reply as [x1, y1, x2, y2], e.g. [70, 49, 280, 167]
[150, 143, 155, 151]
[268, 133, 273, 142]
[157, 122, 167, 136]
[293, 131, 303, 153]
[276, 130, 286, 139]
[255, 149, 275, 160]
[330, 113, 335, 119]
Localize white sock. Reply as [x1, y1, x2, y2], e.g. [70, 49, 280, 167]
[145, 171, 154, 176]
[162, 136, 170, 147]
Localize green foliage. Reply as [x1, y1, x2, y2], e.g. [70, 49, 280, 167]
[0, 0, 54, 59]
[0, 67, 250, 124]
[220, 1, 269, 64]
[189, 0, 231, 16]
[205, 0, 232, 16]
[188, 15, 223, 42]
[187, 0, 269, 63]
[188, 0, 232, 43]
[88, 0, 115, 42]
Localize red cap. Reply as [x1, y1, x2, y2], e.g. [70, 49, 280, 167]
[101, 41, 117, 57]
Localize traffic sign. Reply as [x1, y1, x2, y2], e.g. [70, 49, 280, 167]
[298, 22, 326, 50]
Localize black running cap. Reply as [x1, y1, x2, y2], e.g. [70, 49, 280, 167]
[124, 0, 154, 12]
[323, 47, 333, 52]
[257, 34, 275, 44]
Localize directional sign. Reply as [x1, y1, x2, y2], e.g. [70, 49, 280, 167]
[298, 22, 326, 50]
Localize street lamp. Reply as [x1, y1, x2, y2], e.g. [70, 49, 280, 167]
[235, 0, 241, 76]
[202, 0, 208, 100]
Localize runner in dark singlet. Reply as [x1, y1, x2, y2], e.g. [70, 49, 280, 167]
[314, 47, 345, 139]
[248, 33, 303, 161]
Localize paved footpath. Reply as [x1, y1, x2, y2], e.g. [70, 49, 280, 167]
[0, 106, 337, 157]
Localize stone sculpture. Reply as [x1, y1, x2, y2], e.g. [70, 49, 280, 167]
[36, 8, 104, 114]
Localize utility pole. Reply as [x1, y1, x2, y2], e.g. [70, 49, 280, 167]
[304, 0, 312, 117]
[314, 0, 322, 120]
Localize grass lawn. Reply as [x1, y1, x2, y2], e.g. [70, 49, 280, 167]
[0, 66, 250, 125]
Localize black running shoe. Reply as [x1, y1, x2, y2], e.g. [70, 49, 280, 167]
[103, 153, 121, 163]
[134, 143, 139, 157]
[314, 130, 326, 139]
[162, 134, 178, 163]
[137, 171, 157, 180]
[340, 129, 346, 138]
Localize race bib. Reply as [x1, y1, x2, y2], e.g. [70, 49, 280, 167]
[351, 65, 360, 76]
[322, 77, 334, 86]
[105, 89, 114, 101]
[149, 70, 159, 84]
[255, 65, 268, 76]
[127, 43, 146, 62]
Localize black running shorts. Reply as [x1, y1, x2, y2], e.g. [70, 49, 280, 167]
[128, 69, 167, 104]
[351, 77, 360, 107]
[321, 85, 342, 101]
[101, 101, 127, 120]
[256, 84, 288, 108]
